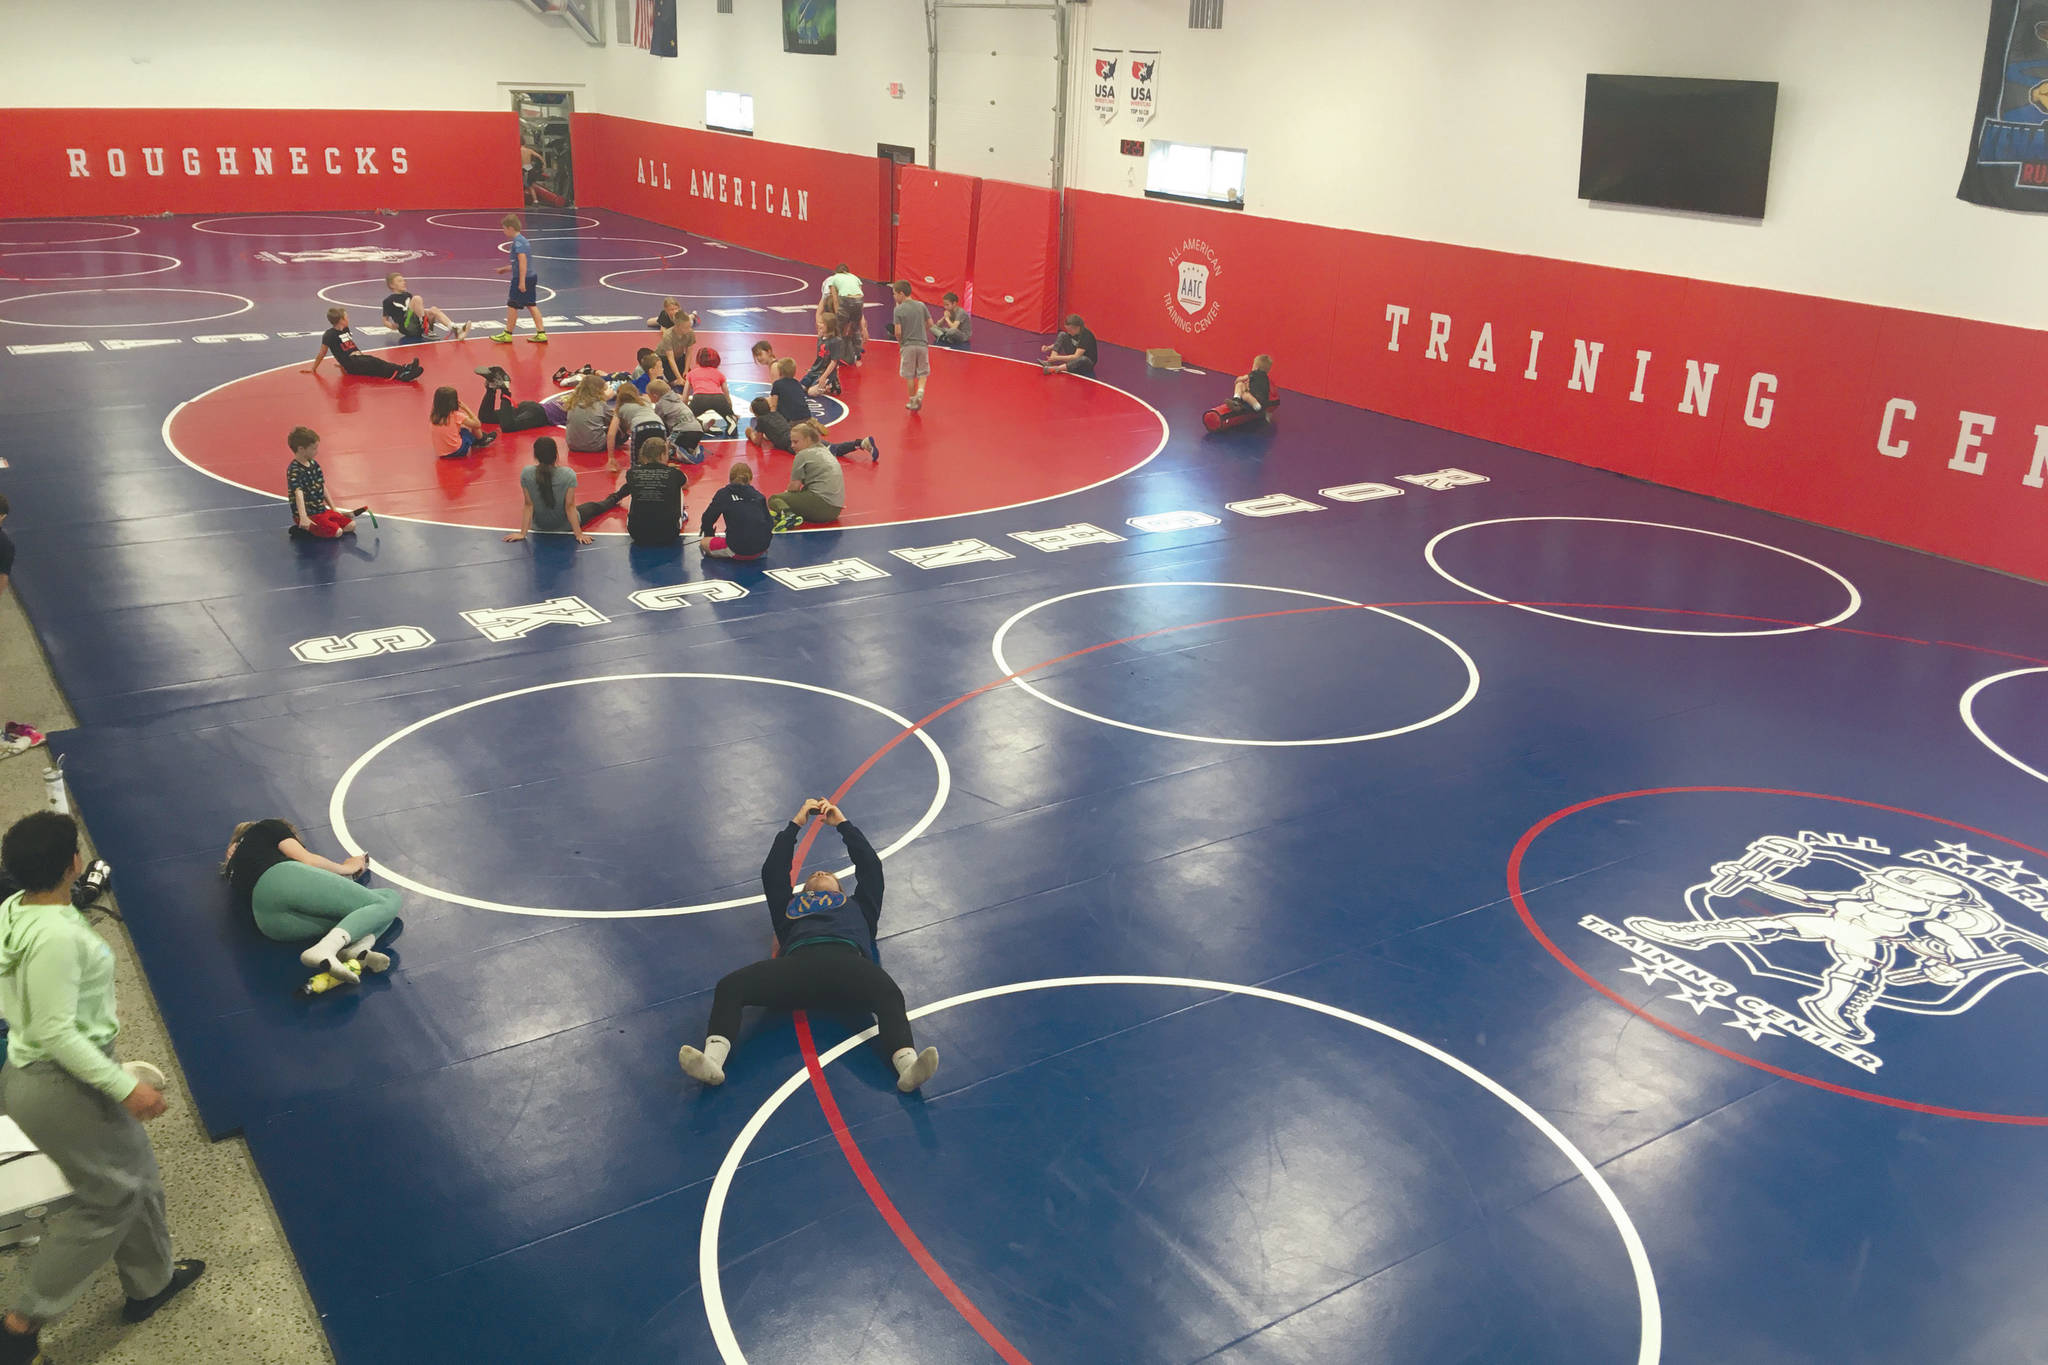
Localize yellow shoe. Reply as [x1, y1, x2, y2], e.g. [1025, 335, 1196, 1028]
[530, 332, 549, 343]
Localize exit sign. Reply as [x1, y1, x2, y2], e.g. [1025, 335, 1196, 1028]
[1120, 139, 1145, 157]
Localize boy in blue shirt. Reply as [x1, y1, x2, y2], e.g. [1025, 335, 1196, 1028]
[492, 214, 547, 344]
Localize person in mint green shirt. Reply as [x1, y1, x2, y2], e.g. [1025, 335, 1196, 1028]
[0, 813, 203, 1362]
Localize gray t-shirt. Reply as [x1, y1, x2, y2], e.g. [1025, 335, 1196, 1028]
[934, 308, 972, 342]
[565, 401, 611, 452]
[790, 446, 845, 510]
[520, 463, 579, 533]
[893, 299, 930, 346]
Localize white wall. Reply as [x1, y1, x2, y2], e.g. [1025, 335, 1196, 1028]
[1064, 0, 2045, 329]
[1, 0, 595, 111]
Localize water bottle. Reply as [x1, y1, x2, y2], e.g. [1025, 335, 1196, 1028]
[42, 759, 67, 816]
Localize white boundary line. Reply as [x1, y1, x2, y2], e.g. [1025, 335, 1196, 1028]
[699, 975, 1661, 1365]
[327, 673, 951, 919]
[192, 214, 385, 237]
[599, 267, 809, 300]
[0, 250, 181, 281]
[1960, 667, 2048, 787]
[315, 275, 558, 313]
[0, 222, 139, 246]
[495, 236, 687, 262]
[1423, 517, 1862, 637]
[428, 211, 600, 232]
[990, 582, 1481, 747]
[0, 287, 255, 329]
[159, 330, 1171, 538]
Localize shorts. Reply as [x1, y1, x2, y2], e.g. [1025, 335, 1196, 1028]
[899, 344, 930, 380]
[834, 295, 863, 324]
[508, 274, 542, 309]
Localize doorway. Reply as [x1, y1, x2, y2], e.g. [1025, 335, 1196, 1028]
[512, 91, 576, 207]
[878, 142, 916, 280]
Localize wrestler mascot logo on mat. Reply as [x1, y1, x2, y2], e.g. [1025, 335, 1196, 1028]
[1582, 830, 2048, 1071]
[1165, 237, 1221, 335]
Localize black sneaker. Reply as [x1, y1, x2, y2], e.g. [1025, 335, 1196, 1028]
[475, 431, 499, 448]
[0, 1320, 42, 1365]
[123, 1259, 206, 1322]
[866, 436, 882, 464]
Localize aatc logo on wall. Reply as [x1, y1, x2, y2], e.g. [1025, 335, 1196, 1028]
[1166, 237, 1221, 334]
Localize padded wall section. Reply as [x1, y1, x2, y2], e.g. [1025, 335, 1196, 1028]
[1064, 190, 2048, 583]
[576, 113, 887, 281]
[894, 169, 979, 306]
[8, 109, 519, 216]
[972, 180, 1060, 334]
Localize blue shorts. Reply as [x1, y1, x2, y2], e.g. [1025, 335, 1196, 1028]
[507, 274, 542, 309]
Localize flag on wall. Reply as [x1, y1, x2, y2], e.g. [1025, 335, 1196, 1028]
[783, 0, 837, 56]
[1092, 50, 1122, 123]
[1960, 0, 2048, 209]
[651, 0, 676, 57]
[631, 0, 654, 49]
[1127, 51, 1160, 126]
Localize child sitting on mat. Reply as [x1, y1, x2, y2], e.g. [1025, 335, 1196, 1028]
[746, 395, 795, 455]
[305, 307, 421, 382]
[381, 273, 470, 342]
[284, 427, 366, 539]
[474, 366, 565, 434]
[931, 291, 972, 348]
[429, 386, 500, 459]
[1228, 354, 1275, 416]
[649, 378, 706, 456]
[646, 297, 693, 332]
[750, 340, 778, 370]
[606, 383, 665, 473]
[683, 347, 736, 435]
[221, 819, 398, 985]
[699, 462, 774, 560]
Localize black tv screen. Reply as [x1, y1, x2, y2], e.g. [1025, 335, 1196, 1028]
[1579, 75, 1780, 219]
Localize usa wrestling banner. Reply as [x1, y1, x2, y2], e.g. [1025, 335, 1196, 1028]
[1960, 0, 2048, 208]
[1092, 50, 1121, 124]
[1127, 51, 1159, 126]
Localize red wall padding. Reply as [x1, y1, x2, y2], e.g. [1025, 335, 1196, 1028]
[972, 180, 1060, 334]
[894, 169, 978, 307]
[1064, 189, 2048, 583]
[6, 109, 520, 216]
[575, 113, 887, 281]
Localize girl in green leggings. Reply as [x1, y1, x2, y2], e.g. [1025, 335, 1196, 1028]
[220, 820, 400, 985]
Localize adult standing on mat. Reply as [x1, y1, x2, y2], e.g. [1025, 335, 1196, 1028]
[493, 214, 547, 344]
[679, 799, 940, 1092]
[221, 819, 400, 985]
[0, 812, 205, 1365]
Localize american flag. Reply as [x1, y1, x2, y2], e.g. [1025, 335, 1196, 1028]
[632, 0, 655, 49]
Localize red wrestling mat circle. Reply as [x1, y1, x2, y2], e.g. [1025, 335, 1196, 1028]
[166, 330, 1167, 534]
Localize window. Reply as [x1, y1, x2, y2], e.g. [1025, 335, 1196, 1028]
[707, 91, 755, 136]
[1144, 140, 1247, 209]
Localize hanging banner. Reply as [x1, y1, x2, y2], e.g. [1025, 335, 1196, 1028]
[1959, 0, 2048, 208]
[1092, 50, 1122, 124]
[783, 0, 837, 56]
[1127, 51, 1160, 126]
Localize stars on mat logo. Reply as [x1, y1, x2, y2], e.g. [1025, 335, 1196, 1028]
[1166, 237, 1221, 335]
[255, 247, 435, 265]
[1580, 831, 2048, 1072]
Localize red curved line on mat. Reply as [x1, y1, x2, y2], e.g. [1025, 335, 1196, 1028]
[772, 598, 2046, 1349]
[1506, 786, 2048, 1126]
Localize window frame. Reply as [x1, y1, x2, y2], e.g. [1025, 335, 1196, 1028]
[1142, 139, 1248, 211]
[705, 90, 756, 138]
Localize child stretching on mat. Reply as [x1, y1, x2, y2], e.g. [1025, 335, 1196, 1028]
[428, 386, 500, 458]
[931, 291, 972, 348]
[679, 799, 940, 1091]
[649, 379, 706, 456]
[284, 427, 366, 539]
[683, 347, 736, 434]
[699, 461, 773, 560]
[746, 395, 794, 455]
[504, 438, 594, 544]
[474, 366, 565, 434]
[305, 308, 422, 382]
[606, 383, 665, 473]
[561, 372, 614, 453]
[769, 356, 815, 429]
[221, 820, 398, 985]
[1041, 313, 1098, 376]
[492, 213, 547, 343]
[381, 273, 470, 342]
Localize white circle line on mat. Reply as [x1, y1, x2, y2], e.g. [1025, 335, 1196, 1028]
[493, 236, 687, 262]
[989, 581, 1481, 746]
[191, 215, 386, 238]
[428, 211, 600, 232]
[327, 673, 950, 918]
[0, 287, 254, 328]
[315, 275, 558, 312]
[0, 250, 181, 281]
[598, 267, 810, 299]
[1960, 667, 2048, 787]
[1423, 517, 1861, 637]
[0, 222, 140, 246]
[699, 974, 1661, 1365]
[160, 330, 1171, 539]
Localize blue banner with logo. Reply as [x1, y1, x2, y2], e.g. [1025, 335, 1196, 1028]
[1961, 0, 2048, 209]
[783, 0, 837, 56]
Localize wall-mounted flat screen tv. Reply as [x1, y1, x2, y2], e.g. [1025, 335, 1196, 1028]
[1579, 75, 1780, 219]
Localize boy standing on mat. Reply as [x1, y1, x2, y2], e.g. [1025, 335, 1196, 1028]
[305, 308, 422, 382]
[381, 273, 471, 342]
[0, 812, 206, 1365]
[492, 214, 547, 344]
[679, 799, 940, 1092]
[890, 281, 930, 412]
